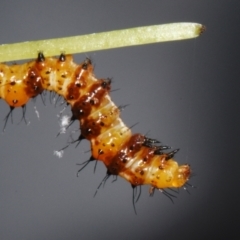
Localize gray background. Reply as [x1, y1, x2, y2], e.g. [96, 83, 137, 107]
[0, 1, 239, 239]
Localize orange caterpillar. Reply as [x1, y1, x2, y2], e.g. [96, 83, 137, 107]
[0, 53, 191, 198]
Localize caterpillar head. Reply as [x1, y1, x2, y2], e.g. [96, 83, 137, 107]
[171, 163, 191, 188]
[138, 158, 191, 189]
[152, 160, 191, 189]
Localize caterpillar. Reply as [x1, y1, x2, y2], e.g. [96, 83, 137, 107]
[0, 53, 191, 204]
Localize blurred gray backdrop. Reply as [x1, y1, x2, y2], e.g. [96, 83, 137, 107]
[0, 1, 239, 239]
